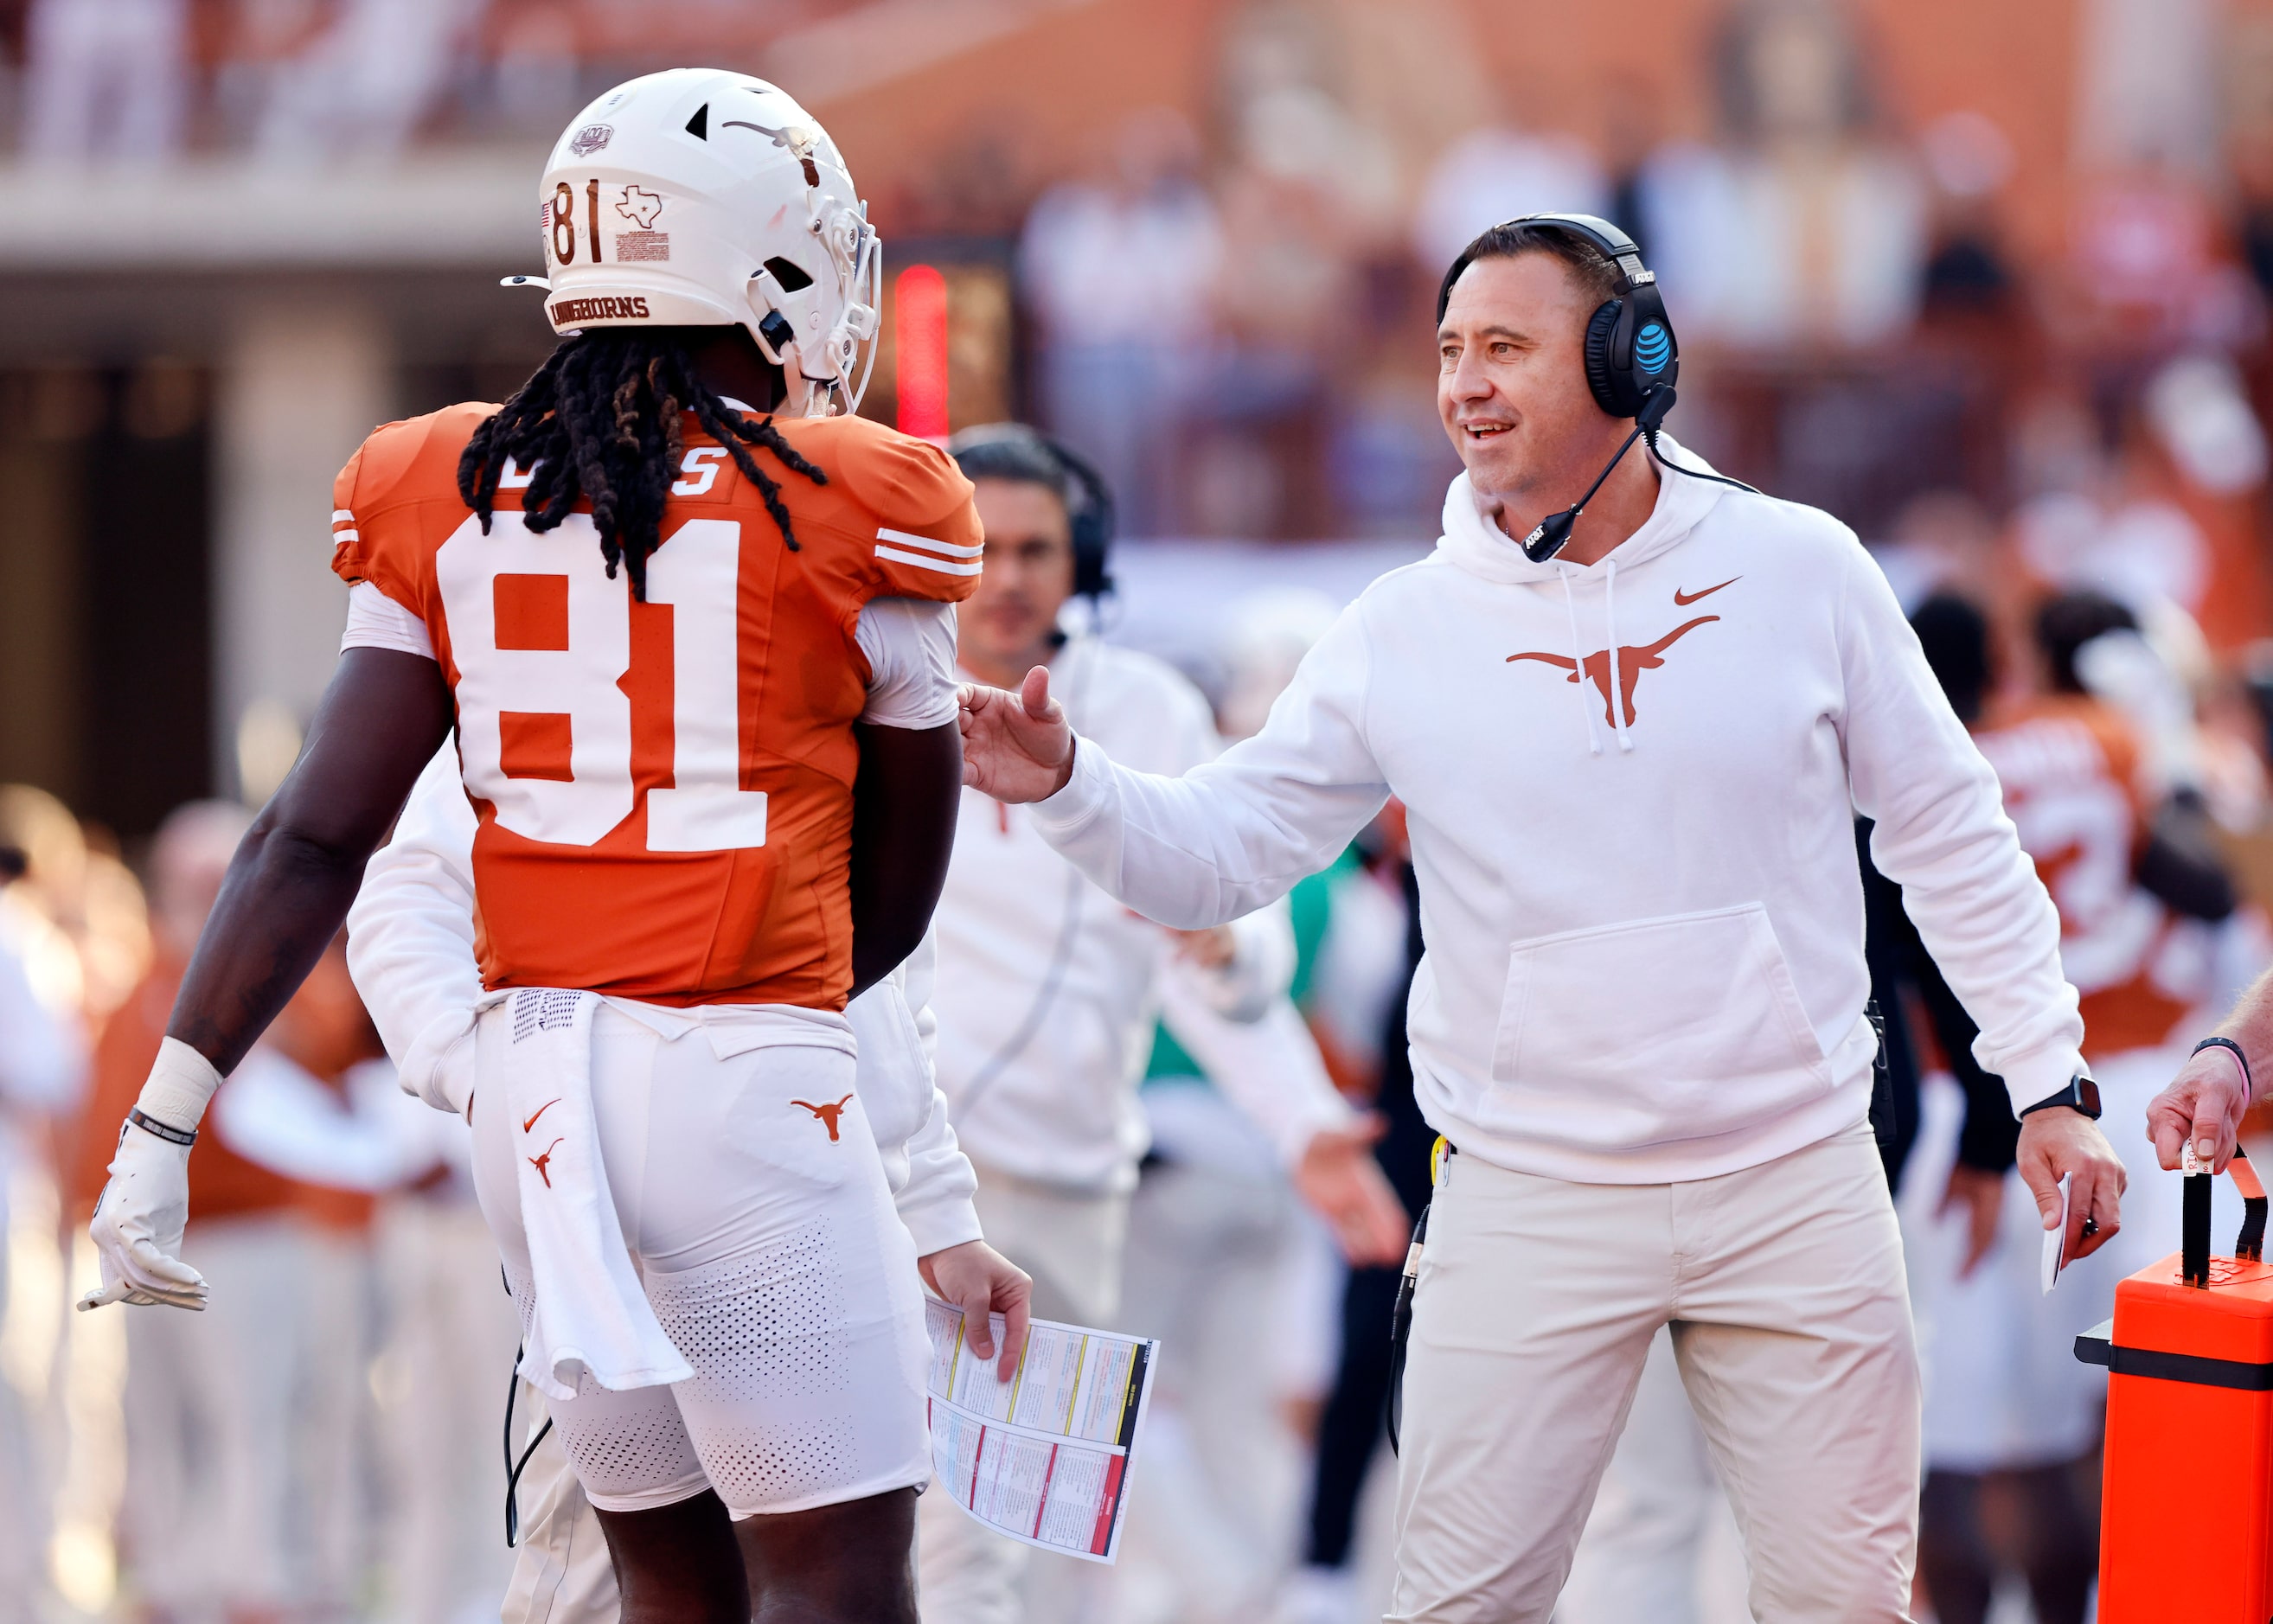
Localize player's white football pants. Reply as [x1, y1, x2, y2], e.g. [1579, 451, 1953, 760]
[1389, 1122, 1920, 1623]
[468, 1002, 934, 1519]
[499, 1160, 1132, 1624]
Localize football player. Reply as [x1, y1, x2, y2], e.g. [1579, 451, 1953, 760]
[343, 425, 1407, 1624]
[80, 68, 1024, 1624]
[1912, 589, 2236, 1624]
[348, 746, 998, 1624]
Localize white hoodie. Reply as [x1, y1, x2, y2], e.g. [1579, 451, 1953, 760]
[936, 635, 1354, 1195]
[1030, 443, 2085, 1183]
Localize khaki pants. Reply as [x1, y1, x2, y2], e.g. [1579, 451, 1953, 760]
[376, 1196, 522, 1624]
[122, 1214, 312, 1614]
[502, 1389, 619, 1624]
[915, 1166, 1127, 1624]
[1558, 1327, 1751, 1624]
[1390, 1125, 1919, 1623]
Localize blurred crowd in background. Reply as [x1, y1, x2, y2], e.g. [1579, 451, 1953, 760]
[9, 0, 2273, 1621]
[16, 0, 2273, 556]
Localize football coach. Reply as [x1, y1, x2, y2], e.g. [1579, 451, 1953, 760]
[958, 214, 2126, 1622]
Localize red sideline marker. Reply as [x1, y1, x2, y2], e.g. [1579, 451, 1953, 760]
[895, 264, 948, 442]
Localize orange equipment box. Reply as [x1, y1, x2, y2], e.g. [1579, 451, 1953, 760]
[2079, 1151, 2272, 1622]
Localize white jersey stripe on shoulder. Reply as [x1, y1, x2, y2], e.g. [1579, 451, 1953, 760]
[875, 544, 983, 577]
[876, 526, 983, 559]
[332, 529, 360, 544]
[333, 509, 355, 524]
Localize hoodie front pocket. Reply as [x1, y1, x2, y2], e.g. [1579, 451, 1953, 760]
[1487, 903, 1829, 1147]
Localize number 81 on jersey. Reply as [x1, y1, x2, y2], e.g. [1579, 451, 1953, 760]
[435, 511, 766, 853]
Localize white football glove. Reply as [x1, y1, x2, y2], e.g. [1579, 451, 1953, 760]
[80, 1121, 207, 1311]
[78, 1037, 224, 1313]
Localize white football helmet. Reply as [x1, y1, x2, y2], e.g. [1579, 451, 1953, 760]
[507, 68, 881, 417]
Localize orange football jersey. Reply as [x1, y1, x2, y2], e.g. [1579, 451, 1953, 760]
[330, 404, 981, 1010]
[1973, 694, 2201, 1058]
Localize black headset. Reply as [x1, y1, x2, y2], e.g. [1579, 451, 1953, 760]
[1437, 212, 1680, 419]
[948, 423, 1117, 598]
[1437, 213, 1752, 561]
[1060, 439, 1116, 599]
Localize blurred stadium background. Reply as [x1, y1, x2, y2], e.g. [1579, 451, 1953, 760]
[5, 0, 2273, 1620]
[14, 0, 2273, 828]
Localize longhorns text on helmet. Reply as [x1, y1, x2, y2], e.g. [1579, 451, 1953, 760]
[505, 68, 883, 419]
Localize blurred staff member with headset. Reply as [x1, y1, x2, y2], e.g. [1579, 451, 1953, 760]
[959, 219, 2125, 1621]
[924, 425, 1407, 1624]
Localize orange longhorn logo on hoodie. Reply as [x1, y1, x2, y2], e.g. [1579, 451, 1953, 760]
[1506, 615, 1721, 729]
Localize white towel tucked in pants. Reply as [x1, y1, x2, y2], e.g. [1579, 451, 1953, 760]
[496, 988, 690, 1400]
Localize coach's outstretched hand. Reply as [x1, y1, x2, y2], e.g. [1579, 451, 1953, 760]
[959, 667, 1076, 804]
[920, 1239, 1034, 1382]
[80, 1123, 208, 1312]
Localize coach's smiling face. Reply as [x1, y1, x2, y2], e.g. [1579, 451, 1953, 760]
[1437, 253, 1641, 537]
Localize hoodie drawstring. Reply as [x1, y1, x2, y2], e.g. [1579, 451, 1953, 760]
[1604, 558, 1632, 753]
[1556, 565, 1602, 757]
[1554, 561, 1634, 758]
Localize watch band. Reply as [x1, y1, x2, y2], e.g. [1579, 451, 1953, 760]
[2194, 1036, 2255, 1103]
[126, 1107, 198, 1148]
[2020, 1071, 2101, 1120]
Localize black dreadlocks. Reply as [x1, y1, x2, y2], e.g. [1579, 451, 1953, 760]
[456, 329, 827, 600]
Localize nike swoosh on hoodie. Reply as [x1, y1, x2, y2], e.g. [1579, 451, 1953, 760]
[1674, 577, 1741, 605]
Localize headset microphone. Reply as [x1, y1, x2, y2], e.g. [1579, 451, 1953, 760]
[1521, 388, 1675, 563]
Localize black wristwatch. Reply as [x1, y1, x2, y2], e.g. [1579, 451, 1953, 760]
[2020, 1071, 2102, 1121]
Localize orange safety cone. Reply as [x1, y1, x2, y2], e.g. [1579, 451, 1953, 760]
[2079, 1148, 2273, 1621]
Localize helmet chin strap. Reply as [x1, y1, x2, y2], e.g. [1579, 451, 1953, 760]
[749, 310, 839, 418]
[795, 373, 840, 418]
[748, 258, 877, 419]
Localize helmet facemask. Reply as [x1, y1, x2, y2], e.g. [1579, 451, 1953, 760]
[748, 200, 881, 418]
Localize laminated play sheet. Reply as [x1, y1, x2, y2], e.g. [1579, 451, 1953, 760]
[924, 1298, 1158, 1563]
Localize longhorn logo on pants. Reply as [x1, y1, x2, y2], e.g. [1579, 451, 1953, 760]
[793, 1094, 855, 1142]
